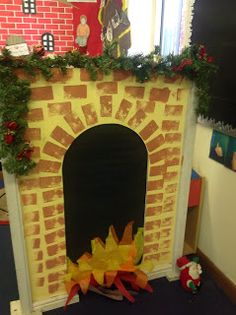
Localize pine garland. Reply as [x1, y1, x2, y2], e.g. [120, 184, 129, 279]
[0, 43, 217, 176]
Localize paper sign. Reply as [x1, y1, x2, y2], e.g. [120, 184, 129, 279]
[5, 43, 30, 57]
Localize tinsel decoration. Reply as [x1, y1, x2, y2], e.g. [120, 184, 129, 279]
[198, 116, 236, 137]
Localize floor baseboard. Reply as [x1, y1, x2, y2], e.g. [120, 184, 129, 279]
[33, 294, 79, 313]
[10, 300, 42, 315]
[197, 248, 236, 304]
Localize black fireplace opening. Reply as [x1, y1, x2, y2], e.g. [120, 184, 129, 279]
[63, 124, 148, 262]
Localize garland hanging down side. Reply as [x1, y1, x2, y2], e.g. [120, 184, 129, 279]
[0, 43, 217, 176]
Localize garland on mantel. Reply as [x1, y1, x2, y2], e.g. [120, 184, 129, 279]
[0, 43, 217, 175]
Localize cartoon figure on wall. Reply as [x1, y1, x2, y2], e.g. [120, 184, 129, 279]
[209, 130, 229, 165]
[76, 15, 90, 54]
[72, 1, 103, 56]
[209, 130, 236, 172]
[99, 0, 131, 57]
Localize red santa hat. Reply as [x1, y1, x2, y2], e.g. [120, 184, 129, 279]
[176, 256, 191, 270]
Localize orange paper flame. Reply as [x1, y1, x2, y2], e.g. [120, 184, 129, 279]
[65, 222, 153, 304]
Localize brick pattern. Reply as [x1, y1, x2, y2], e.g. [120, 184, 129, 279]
[18, 69, 191, 302]
[100, 95, 112, 117]
[0, 0, 73, 54]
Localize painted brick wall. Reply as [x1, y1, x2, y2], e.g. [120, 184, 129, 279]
[16, 68, 192, 302]
[0, 0, 74, 53]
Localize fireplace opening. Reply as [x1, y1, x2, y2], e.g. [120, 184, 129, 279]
[63, 124, 148, 262]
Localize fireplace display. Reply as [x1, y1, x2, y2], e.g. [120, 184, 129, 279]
[11, 68, 193, 306]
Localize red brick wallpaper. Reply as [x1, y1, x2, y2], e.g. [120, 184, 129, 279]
[0, 0, 74, 53]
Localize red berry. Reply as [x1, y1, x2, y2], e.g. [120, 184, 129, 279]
[199, 46, 207, 59]
[17, 151, 24, 161]
[5, 121, 18, 131]
[4, 134, 15, 144]
[207, 56, 214, 63]
[174, 59, 193, 72]
[24, 149, 33, 160]
[17, 148, 33, 161]
[183, 59, 193, 66]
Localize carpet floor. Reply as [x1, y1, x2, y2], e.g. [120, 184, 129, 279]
[45, 275, 236, 315]
[0, 225, 19, 315]
[1, 225, 236, 315]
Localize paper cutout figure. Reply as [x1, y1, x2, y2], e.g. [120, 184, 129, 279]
[99, 0, 131, 57]
[76, 15, 90, 49]
[72, 2, 103, 56]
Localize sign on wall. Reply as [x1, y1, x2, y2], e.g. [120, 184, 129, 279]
[5, 43, 30, 57]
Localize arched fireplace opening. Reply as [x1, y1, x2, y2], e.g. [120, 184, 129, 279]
[63, 124, 148, 262]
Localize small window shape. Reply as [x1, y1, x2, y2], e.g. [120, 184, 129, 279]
[42, 33, 54, 52]
[22, 0, 36, 14]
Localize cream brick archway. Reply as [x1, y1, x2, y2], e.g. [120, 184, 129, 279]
[4, 69, 195, 312]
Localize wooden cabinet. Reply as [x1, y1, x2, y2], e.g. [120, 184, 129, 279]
[183, 171, 204, 255]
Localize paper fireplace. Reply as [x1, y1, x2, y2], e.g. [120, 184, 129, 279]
[3, 69, 196, 314]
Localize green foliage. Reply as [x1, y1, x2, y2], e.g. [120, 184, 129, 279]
[3, 155, 36, 176]
[177, 44, 218, 115]
[0, 44, 217, 176]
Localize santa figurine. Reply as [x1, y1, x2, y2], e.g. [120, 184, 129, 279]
[176, 256, 202, 293]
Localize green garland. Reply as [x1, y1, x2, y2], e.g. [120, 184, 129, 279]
[0, 43, 217, 176]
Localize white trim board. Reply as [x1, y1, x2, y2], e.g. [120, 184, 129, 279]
[10, 300, 42, 315]
[33, 294, 79, 313]
[10, 295, 79, 315]
[171, 85, 197, 277]
[147, 264, 172, 281]
[3, 171, 33, 315]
